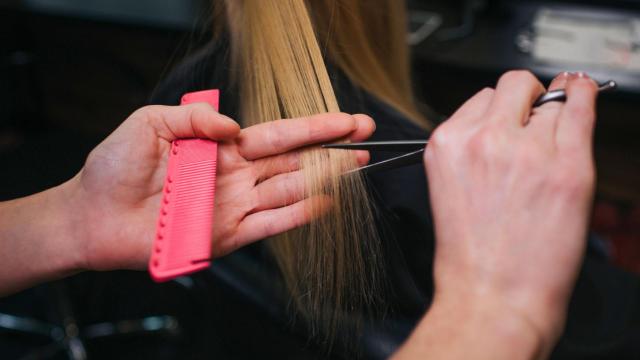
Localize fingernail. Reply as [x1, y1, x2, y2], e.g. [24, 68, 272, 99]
[576, 71, 590, 79]
[568, 71, 598, 87]
[565, 72, 580, 80]
[550, 72, 572, 90]
[551, 71, 570, 84]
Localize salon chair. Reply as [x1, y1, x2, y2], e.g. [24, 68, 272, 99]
[0, 278, 187, 360]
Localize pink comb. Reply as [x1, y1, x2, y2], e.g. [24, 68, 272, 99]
[149, 89, 220, 282]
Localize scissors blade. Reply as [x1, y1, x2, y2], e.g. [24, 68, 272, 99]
[331, 79, 617, 176]
[322, 140, 428, 152]
[345, 148, 425, 175]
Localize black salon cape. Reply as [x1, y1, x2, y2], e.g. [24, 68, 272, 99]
[150, 41, 640, 359]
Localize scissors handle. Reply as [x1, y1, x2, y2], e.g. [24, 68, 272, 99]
[533, 80, 616, 107]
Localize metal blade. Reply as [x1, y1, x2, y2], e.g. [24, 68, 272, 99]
[344, 148, 425, 175]
[322, 140, 428, 152]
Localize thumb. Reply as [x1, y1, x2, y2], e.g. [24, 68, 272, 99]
[139, 103, 241, 142]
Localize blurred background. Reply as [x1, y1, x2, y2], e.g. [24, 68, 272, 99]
[1, 0, 640, 359]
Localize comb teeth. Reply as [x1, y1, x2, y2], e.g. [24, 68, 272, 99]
[149, 140, 218, 282]
[149, 89, 220, 282]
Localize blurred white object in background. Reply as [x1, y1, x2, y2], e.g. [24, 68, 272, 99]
[531, 7, 640, 72]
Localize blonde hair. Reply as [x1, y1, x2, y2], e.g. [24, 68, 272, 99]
[215, 0, 430, 346]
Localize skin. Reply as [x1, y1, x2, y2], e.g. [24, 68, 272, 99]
[0, 71, 599, 359]
[0, 104, 375, 297]
[394, 71, 599, 359]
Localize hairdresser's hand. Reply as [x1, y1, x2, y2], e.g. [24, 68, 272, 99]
[67, 105, 374, 271]
[396, 72, 599, 360]
[210, 113, 373, 258]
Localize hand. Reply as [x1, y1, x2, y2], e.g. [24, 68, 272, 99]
[64, 104, 374, 272]
[210, 113, 372, 258]
[419, 72, 598, 356]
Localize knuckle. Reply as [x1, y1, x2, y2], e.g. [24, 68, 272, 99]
[478, 87, 495, 97]
[429, 122, 455, 149]
[266, 121, 287, 152]
[571, 105, 595, 122]
[571, 78, 598, 93]
[353, 113, 376, 133]
[279, 173, 297, 204]
[287, 152, 301, 170]
[487, 110, 509, 124]
[501, 70, 537, 84]
[253, 159, 267, 183]
[550, 165, 595, 200]
[188, 103, 211, 119]
[354, 113, 375, 124]
[193, 101, 213, 110]
[140, 104, 163, 113]
[135, 105, 161, 118]
[135, 106, 165, 126]
[423, 144, 436, 165]
[467, 128, 495, 155]
[467, 126, 512, 160]
[332, 112, 357, 131]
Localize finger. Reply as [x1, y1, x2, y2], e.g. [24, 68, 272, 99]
[556, 75, 598, 151]
[488, 70, 546, 127]
[324, 113, 374, 172]
[349, 114, 376, 142]
[549, 72, 572, 91]
[253, 170, 305, 212]
[448, 87, 495, 124]
[141, 103, 241, 142]
[533, 72, 571, 115]
[354, 150, 370, 167]
[237, 112, 360, 160]
[232, 195, 332, 248]
[254, 151, 303, 180]
[254, 145, 370, 181]
[527, 72, 573, 139]
[253, 146, 372, 209]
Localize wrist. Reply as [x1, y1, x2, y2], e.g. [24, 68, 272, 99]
[452, 290, 566, 358]
[445, 294, 546, 358]
[0, 177, 87, 296]
[52, 174, 90, 273]
[396, 293, 550, 360]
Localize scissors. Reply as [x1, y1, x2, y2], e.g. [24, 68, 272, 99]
[323, 80, 617, 175]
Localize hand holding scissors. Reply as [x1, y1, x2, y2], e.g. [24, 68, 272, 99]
[376, 71, 602, 360]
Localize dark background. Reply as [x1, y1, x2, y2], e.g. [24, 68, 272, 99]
[1, 0, 640, 359]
